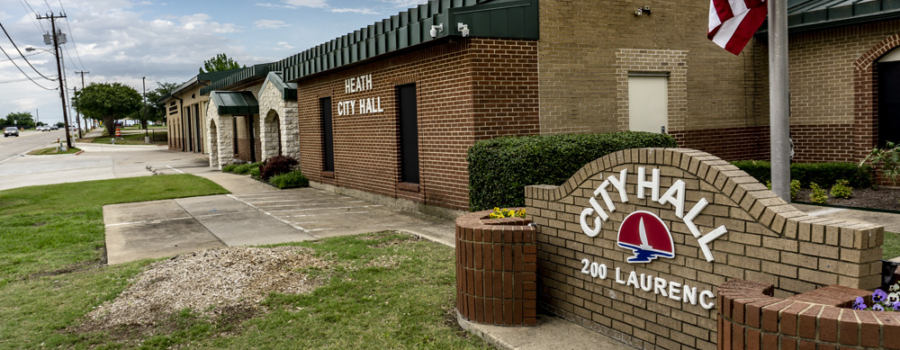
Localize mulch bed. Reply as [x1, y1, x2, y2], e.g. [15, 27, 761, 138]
[795, 187, 900, 212]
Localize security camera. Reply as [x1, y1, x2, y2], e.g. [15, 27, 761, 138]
[634, 8, 643, 16]
[429, 24, 443, 39]
[458, 23, 469, 37]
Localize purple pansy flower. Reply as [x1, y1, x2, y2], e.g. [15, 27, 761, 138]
[893, 301, 900, 311]
[873, 304, 885, 311]
[854, 302, 868, 310]
[873, 289, 888, 303]
[854, 297, 865, 307]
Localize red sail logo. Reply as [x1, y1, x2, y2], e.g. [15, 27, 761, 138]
[617, 211, 675, 263]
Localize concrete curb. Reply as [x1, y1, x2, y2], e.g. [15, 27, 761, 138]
[456, 311, 518, 350]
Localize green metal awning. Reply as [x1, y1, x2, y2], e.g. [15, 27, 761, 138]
[209, 91, 259, 115]
[200, 63, 273, 96]
[281, 0, 538, 82]
[757, 0, 900, 35]
[262, 72, 297, 101]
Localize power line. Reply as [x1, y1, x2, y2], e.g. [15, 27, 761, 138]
[0, 50, 42, 62]
[0, 76, 57, 84]
[0, 43, 55, 90]
[18, 0, 45, 33]
[0, 21, 56, 81]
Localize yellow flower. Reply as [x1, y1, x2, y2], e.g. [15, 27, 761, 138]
[517, 209, 526, 217]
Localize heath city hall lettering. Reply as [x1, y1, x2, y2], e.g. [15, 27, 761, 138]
[578, 166, 728, 310]
[337, 74, 384, 116]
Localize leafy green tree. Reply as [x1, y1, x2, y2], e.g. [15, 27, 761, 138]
[55, 122, 64, 128]
[199, 53, 243, 73]
[3, 112, 35, 128]
[73, 82, 142, 136]
[35, 121, 46, 127]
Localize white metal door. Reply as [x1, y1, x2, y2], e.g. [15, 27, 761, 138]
[628, 76, 668, 134]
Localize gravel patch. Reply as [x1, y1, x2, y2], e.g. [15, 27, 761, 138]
[78, 246, 330, 332]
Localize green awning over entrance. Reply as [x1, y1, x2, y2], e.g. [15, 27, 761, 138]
[210, 91, 259, 115]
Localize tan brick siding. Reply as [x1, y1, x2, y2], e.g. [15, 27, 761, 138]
[538, 0, 764, 135]
[527, 149, 883, 350]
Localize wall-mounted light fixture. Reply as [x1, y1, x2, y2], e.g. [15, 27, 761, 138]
[429, 24, 443, 38]
[458, 23, 469, 37]
[634, 6, 652, 16]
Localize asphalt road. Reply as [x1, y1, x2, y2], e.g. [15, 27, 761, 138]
[0, 129, 68, 166]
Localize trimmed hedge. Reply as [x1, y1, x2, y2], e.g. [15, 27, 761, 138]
[269, 170, 309, 189]
[731, 160, 874, 189]
[467, 132, 678, 211]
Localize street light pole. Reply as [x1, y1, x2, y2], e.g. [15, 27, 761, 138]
[37, 13, 72, 149]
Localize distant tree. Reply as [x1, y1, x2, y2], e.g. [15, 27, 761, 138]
[55, 122, 65, 128]
[3, 112, 35, 128]
[199, 53, 243, 73]
[35, 121, 46, 126]
[73, 82, 142, 136]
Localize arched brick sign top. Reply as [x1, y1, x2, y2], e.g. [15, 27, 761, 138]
[525, 148, 884, 350]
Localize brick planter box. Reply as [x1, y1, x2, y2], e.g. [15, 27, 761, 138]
[718, 279, 900, 349]
[456, 209, 537, 326]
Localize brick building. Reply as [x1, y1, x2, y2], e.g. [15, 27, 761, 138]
[173, 0, 900, 202]
[160, 70, 238, 153]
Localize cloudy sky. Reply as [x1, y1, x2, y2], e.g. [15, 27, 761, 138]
[0, 0, 427, 125]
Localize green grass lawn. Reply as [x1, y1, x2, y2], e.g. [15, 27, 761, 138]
[26, 147, 81, 155]
[883, 231, 900, 259]
[0, 178, 488, 349]
[86, 131, 167, 145]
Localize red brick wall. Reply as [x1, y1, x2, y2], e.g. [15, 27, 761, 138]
[719, 279, 900, 350]
[295, 38, 539, 210]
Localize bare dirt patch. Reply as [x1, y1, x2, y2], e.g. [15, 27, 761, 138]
[75, 246, 330, 337]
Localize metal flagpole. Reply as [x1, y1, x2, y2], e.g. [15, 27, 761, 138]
[768, 0, 791, 202]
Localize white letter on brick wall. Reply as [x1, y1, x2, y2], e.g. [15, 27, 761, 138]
[580, 208, 601, 237]
[637, 167, 660, 201]
[605, 169, 629, 203]
[683, 198, 709, 238]
[658, 179, 686, 218]
[697, 226, 728, 262]
[700, 290, 716, 310]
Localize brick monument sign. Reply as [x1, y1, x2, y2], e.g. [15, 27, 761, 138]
[520, 148, 884, 349]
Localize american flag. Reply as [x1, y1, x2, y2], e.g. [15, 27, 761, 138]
[708, 0, 768, 55]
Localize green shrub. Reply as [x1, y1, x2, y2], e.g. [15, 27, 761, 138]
[231, 162, 261, 175]
[830, 179, 852, 199]
[766, 179, 801, 200]
[269, 170, 309, 189]
[791, 179, 801, 200]
[249, 167, 261, 179]
[809, 183, 828, 204]
[259, 155, 299, 181]
[861, 141, 900, 186]
[222, 164, 239, 173]
[732, 160, 874, 189]
[467, 131, 677, 211]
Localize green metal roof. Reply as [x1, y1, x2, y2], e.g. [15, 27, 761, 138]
[157, 68, 242, 104]
[759, 0, 900, 35]
[282, 0, 538, 82]
[209, 91, 259, 115]
[261, 72, 297, 101]
[200, 63, 274, 96]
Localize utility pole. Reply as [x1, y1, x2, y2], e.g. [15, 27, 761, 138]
[75, 70, 89, 137]
[768, 0, 791, 202]
[37, 13, 72, 149]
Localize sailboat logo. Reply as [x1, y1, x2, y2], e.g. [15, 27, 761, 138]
[617, 211, 675, 263]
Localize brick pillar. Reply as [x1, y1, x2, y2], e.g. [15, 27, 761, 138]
[456, 209, 538, 326]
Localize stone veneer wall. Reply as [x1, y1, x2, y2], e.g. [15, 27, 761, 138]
[525, 148, 884, 350]
[258, 82, 300, 161]
[205, 99, 233, 169]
